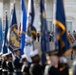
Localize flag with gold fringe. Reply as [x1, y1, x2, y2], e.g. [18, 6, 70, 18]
[7, 4, 20, 51]
[54, 0, 72, 56]
[40, 0, 50, 64]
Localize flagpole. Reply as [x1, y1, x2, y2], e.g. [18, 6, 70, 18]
[5, 3, 8, 13]
[53, 0, 57, 50]
[53, 0, 56, 32]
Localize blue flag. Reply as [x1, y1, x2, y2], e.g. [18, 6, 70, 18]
[31, 0, 35, 25]
[27, 0, 36, 32]
[54, 0, 72, 56]
[3, 12, 8, 53]
[31, 0, 37, 37]
[7, 4, 20, 51]
[40, 0, 50, 64]
[0, 19, 3, 52]
[20, 0, 27, 55]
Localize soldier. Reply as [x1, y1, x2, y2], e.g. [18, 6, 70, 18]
[21, 54, 30, 75]
[2, 53, 8, 75]
[37, 32, 40, 42]
[44, 54, 51, 75]
[13, 48, 22, 75]
[72, 48, 76, 75]
[59, 57, 69, 75]
[66, 30, 76, 75]
[29, 49, 43, 75]
[73, 30, 76, 39]
[45, 50, 60, 75]
[0, 52, 2, 75]
[6, 52, 14, 75]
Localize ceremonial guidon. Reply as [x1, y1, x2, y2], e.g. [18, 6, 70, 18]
[7, 4, 20, 51]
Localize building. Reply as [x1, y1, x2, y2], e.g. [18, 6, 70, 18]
[0, 0, 76, 33]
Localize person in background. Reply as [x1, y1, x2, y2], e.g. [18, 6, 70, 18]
[37, 32, 40, 42]
[73, 30, 76, 40]
[72, 48, 76, 75]
[49, 32, 52, 42]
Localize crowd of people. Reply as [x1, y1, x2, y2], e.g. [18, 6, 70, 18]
[0, 48, 71, 75]
[0, 30, 76, 75]
[37, 31, 54, 42]
[36, 30, 76, 42]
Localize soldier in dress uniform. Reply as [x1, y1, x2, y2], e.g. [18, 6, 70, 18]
[6, 52, 14, 75]
[59, 57, 69, 75]
[0, 52, 2, 75]
[2, 53, 8, 75]
[29, 49, 43, 75]
[72, 48, 76, 75]
[44, 54, 51, 75]
[21, 54, 30, 75]
[70, 37, 76, 75]
[44, 50, 60, 75]
[13, 48, 22, 75]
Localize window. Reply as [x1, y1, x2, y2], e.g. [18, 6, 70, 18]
[66, 22, 72, 33]
[47, 21, 52, 32]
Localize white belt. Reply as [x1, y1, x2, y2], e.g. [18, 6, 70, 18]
[14, 70, 21, 72]
[2, 69, 8, 72]
[0, 68, 2, 70]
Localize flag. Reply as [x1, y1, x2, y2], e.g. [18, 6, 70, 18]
[40, 0, 50, 64]
[20, 0, 27, 55]
[27, 0, 35, 25]
[54, 0, 72, 56]
[7, 4, 20, 51]
[3, 12, 8, 53]
[27, 0, 35, 26]
[23, 0, 36, 63]
[31, 0, 35, 25]
[0, 18, 3, 52]
[27, 0, 36, 35]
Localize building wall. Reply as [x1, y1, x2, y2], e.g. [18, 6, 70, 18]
[0, 0, 3, 28]
[64, 0, 76, 32]
[0, 0, 76, 32]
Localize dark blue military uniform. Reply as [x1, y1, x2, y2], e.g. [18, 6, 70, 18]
[14, 56, 22, 75]
[2, 60, 8, 75]
[7, 61, 14, 75]
[0, 59, 2, 75]
[21, 63, 30, 75]
[30, 64, 43, 75]
[48, 66, 60, 75]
